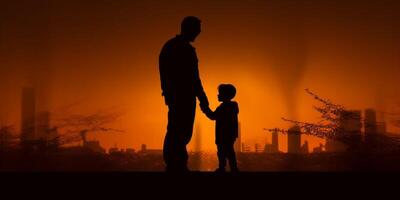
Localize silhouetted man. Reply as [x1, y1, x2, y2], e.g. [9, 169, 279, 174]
[159, 16, 209, 172]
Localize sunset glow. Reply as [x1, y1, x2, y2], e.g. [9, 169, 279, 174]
[1, 0, 400, 154]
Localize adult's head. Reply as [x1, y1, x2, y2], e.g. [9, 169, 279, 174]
[180, 16, 201, 42]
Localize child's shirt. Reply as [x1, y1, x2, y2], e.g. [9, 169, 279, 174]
[204, 101, 239, 144]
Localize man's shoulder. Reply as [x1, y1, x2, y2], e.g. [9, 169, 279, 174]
[163, 35, 181, 46]
[162, 37, 177, 50]
[160, 37, 180, 57]
[164, 35, 178, 44]
[163, 35, 193, 51]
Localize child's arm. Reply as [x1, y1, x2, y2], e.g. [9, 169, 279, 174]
[201, 105, 216, 120]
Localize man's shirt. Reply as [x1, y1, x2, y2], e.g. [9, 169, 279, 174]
[159, 35, 206, 101]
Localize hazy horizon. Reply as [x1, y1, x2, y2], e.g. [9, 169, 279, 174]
[1, 0, 400, 152]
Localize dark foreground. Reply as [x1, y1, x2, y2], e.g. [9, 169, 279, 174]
[2, 150, 400, 197]
[1, 171, 398, 199]
[3, 150, 400, 171]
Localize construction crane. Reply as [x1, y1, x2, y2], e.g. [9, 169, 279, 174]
[50, 111, 124, 147]
[53, 127, 124, 147]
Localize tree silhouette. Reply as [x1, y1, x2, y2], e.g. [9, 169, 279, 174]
[268, 89, 351, 141]
[50, 111, 124, 147]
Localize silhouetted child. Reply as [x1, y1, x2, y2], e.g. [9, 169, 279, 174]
[201, 84, 239, 172]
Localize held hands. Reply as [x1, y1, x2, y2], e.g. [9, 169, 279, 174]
[198, 94, 209, 112]
[162, 92, 171, 106]
[200, 102, 210, 113]
[200, 101, 215, 120]
[199, 96, 209, 113]
[198, 95, 215, 120]
[200, 101, 213, 119]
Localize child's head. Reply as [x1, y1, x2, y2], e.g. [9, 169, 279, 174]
[217, 84, 236, 102]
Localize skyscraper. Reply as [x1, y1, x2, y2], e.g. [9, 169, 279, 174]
[365, 109, 377, 135]
[339, 110, 362, 134]
[365, 109, 378, 146]
[325, 139, 346, 152]
[338, 110, 362, 150]
[301, 140, 309, 154]
[254, 143, 260, 153]
[264, 128, 280, 153]
[36, 111, 50, 141]
[376, 122, 387, 134]
[21, 87, 36, 147]
[287, 126, 301, 154]
[272, 128, 279, 152]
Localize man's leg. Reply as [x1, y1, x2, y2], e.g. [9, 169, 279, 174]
[163, 99, 196, 172]
[164, 103, 186, 171]
[179, 99, 196, 171]
[163, 106, 179, 171]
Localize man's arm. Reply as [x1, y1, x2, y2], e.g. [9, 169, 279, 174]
[159, 45, 168, 94]
[193, 57, 209, 107]
[201, 105, 216, 120]
[159, 46, 172, 105]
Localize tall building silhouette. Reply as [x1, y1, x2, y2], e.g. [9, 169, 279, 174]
[364, 109, 378, 146]
[287, 126, 301, 154]
[365, 109, 377, 135]
[234, 122, 242, 153]
[312, 143, 324, 153]
[241, 142, 250, 153]
[254, 143, 261, 153]
[376, 110, 387, 134]
[264, 128, 280, 153]
[325, 139, 346, 152]
[376, 122, 387, 134]
[364, 108, 387, 135]
[364, 109, 387, 148]
[326, 110, 362, 152]
[21, 87, 36, 147]
[141, 144, 147, 152]
[301, 140, 309, 154]
[36, 111, 50, 141]
[339, 110, 362, 134]
[272, 128, 279, 152]
[339, 110, 362, 150]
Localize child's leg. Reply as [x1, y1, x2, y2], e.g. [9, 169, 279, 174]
[217, 144, 227, 170]
[227, 142, 239, 171]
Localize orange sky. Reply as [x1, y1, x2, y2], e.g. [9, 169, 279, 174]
[1, 0, 400, 152]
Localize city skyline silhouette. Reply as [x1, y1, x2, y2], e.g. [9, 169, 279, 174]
[1, 0, 400, 172]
